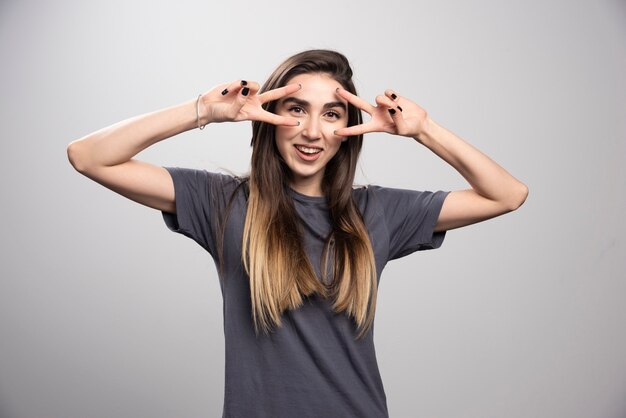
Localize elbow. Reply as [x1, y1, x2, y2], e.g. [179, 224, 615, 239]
[66, 140, 91, 173]
[505, 182, 529, 212]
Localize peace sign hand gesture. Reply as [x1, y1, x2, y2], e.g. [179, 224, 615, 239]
[334, 88, 429, 140]
[198, 80, 301, 127]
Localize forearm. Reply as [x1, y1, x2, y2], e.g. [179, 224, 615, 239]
[67, 96, 208, 170]
[415, 117, 528, 209]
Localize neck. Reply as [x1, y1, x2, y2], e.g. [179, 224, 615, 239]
[290, 177, 323, 197]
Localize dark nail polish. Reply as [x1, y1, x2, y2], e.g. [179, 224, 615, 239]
[297, 121, 300, 126]
[388, 108, 396, 115]
[397, 105, 403, 112]
[391, 93, 398, 100]
[241, 80, 248, 86]
[221, 88, 228, 95]
[241, 87, 249, 96]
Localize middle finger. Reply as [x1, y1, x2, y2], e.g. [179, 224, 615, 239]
[258, 83, 302, 104]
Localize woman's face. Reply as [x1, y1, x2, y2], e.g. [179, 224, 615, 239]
[274, 72, 349, 196]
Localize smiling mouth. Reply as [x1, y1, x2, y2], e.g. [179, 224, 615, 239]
[294, 145, 323, 155]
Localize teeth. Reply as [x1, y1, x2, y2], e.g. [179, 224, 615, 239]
[295, 145, 322, 154]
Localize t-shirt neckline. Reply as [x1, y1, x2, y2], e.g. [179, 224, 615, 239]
[289, 188, 328, 205]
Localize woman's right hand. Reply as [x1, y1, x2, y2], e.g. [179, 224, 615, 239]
[199, 80, 301, 126]
[67, 79, 302, 215]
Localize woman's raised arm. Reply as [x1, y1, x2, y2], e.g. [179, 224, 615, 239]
[334, 87, 528, 232]
[67, 80, 300, 213]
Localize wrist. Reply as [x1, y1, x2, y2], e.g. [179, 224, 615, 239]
[413, 116, 438, 146]
[196, 93, 212, 128]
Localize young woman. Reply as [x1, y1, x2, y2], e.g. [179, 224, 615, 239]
[67, 49, 527, 418]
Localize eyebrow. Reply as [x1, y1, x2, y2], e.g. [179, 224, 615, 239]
[281, 97, 347, 112]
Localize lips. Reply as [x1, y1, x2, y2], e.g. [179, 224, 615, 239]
[295, 145, 322, 154]
[294, 144, 323, 161]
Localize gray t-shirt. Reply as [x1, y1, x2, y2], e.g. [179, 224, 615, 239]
[161, 167, 449, 418]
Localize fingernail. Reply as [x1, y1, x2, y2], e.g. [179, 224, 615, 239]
[391, 93, 398, 100]
[241, 80, 248, 86]
[388, 108, 396, 115]
[297, 121, 300, 126]
[242, 87, 249, 96]
[221, 88, 228, 95]
[336, 87, 340, 93]
[397, 105, 403, 112]
[334, 130, 337, 135]
[298, 83, 302, 89]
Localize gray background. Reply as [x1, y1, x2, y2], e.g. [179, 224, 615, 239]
[1, 0, 625, 417]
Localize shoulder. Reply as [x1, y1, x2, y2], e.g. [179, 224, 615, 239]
[352, 183, 449, 217]
[351, 184, 387, 217]
[164, 166, 249, 203]
[165, 166, 245, 187]
[351, 183, 417, 204]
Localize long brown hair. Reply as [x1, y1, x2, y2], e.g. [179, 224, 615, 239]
[234, 49, 377, 340]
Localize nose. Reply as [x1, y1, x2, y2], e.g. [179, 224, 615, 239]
[301, 117, 321, 141]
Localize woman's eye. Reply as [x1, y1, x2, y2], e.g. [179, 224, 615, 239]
[326, 111, 341, 119]
[288, 106, 304, 114]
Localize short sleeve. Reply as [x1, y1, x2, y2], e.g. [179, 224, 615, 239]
[161, 166, 238, 255]
[371, 186, 449, 261]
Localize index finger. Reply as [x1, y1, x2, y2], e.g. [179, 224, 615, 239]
[334, 121, 378, 137]
[255, 109, 300, 127]
[258, 83, 302, 104]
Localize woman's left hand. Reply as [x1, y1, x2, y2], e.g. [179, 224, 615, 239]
[334, 88, 429, 139]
